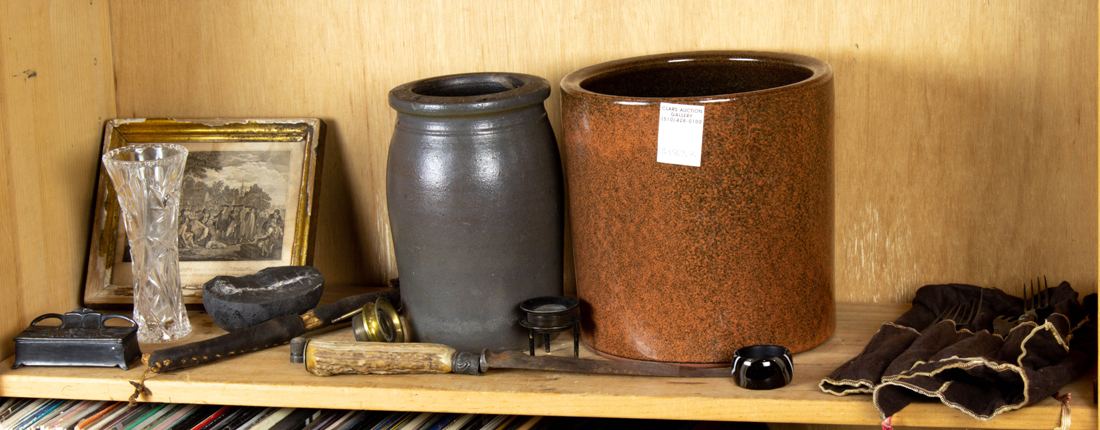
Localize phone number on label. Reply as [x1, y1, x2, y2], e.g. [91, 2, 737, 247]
[660, 148, 698, 158]
[661, 118, 703, 125]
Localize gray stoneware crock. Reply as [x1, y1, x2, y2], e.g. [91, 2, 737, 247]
[387, 72, 564, 353]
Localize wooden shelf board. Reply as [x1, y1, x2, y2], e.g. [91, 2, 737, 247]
[0, 302, 1093, 429]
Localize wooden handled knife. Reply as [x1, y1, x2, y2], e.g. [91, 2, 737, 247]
[296, 339, 732, 378]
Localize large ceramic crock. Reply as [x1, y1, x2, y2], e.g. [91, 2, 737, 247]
[560, 51, 834, 363]
[387, 72, 564, 353]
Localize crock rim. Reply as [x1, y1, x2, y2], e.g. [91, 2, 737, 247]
[389, 72, 551, 116]
[560, 50, 831, 102]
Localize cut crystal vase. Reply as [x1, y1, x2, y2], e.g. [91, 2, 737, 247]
[102, 143, 193, 343]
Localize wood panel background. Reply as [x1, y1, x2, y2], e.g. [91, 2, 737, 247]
[0, 0, 1096, 366]
[109, 0, 1098, 301]
[0, 1, 117, 362]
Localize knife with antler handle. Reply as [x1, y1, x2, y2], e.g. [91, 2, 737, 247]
[293, 339, 732, 378]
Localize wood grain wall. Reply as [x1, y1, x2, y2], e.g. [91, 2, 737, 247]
[108, 0, 1095, 302]
[0, 1, 117, 361]
[0, 0, 1096, 360]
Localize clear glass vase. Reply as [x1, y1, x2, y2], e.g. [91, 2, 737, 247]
[102, 143, 192, 343]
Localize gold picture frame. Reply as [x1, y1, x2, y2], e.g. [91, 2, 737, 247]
[84, 118, 326, 307]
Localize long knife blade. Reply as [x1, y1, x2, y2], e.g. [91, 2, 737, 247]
[481, 350, 732, 378]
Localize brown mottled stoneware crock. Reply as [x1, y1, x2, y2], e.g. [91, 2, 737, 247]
[560, 51, 834, 364]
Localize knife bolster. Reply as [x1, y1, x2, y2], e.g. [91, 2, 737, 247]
[451, 351, 483, 375]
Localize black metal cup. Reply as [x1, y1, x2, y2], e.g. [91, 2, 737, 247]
[731, 345, 793, 390]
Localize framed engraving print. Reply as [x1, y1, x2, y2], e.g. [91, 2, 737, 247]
[84, 118, 326, 307]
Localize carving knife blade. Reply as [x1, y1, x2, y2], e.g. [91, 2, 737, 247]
[480, 350, 730, 377]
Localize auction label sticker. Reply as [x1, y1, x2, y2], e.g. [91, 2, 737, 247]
[656, 102, 705, 167]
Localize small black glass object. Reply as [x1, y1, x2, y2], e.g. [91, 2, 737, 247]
[731, 345, 793, 390]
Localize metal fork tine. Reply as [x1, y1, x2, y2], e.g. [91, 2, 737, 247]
[948, 303, 964, 323]
[925, 295, 981, 333]
[962, 290, 982, 325]
[1031, 279, 1037, 311]
[930, 303, 959, 325]
[1033, 278, 1041, 309]
[1041, 275, 1050, 308]
[1037, 279, 1043, 309]
[1024, 281, 1033, 313]
[929, 305, 947, 325]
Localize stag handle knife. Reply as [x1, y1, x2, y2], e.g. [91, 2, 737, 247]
[297, 339, 732, 378]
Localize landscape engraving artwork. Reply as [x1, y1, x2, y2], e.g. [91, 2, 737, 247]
[177, 150, 291, 262]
